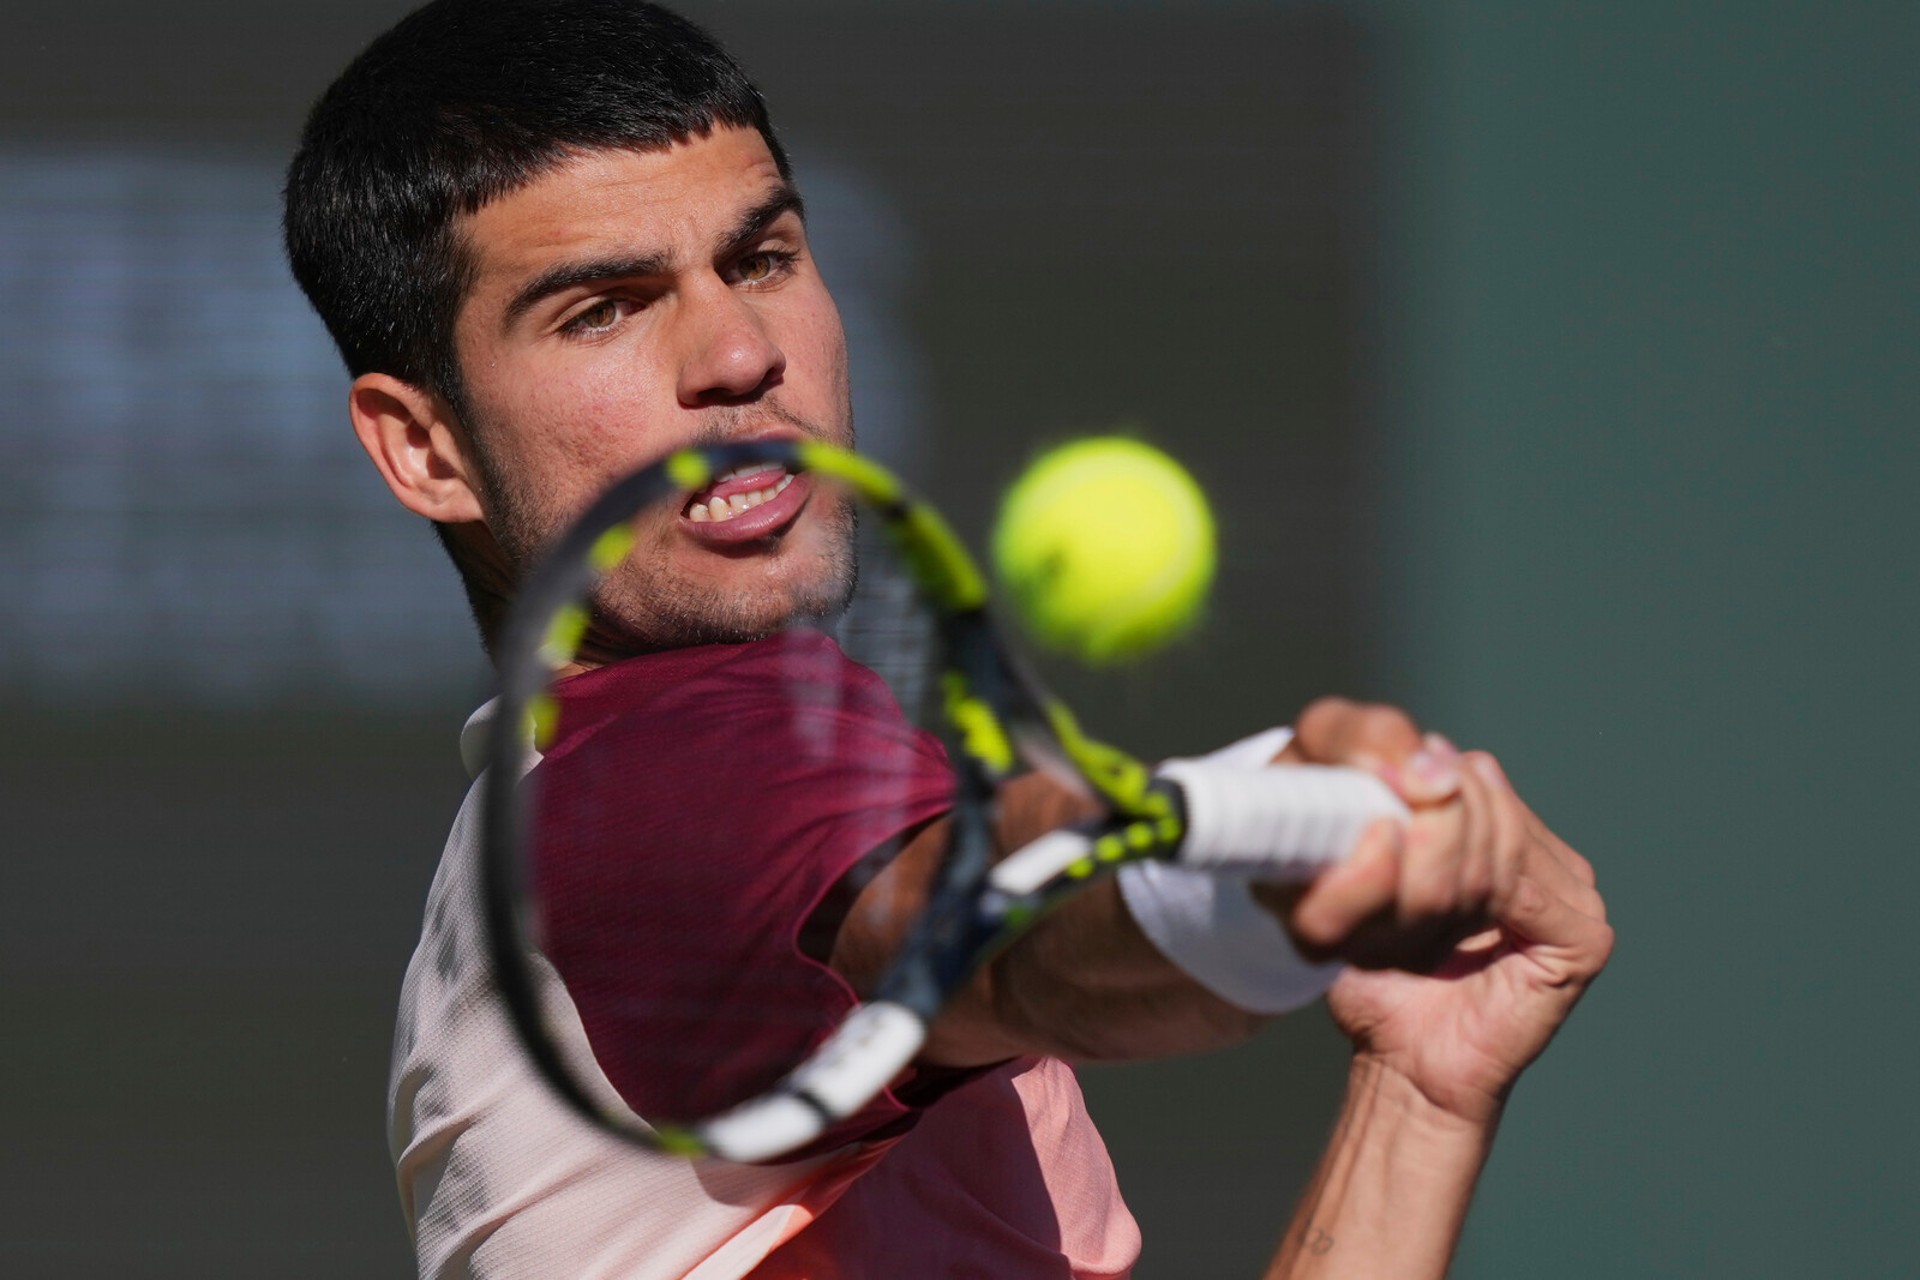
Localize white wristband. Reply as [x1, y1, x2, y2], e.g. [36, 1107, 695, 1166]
[1118, 858, 1342, 1014]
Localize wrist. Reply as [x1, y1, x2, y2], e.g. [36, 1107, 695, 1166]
[1268, 1051, 1499, 1278]
[1346, 1051, 1507, 1145]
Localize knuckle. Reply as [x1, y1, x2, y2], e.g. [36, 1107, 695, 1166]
[1297, 698, 1427, 760]
[1354, 703, 1421, 748]
[1297, 696, 1358, 742]
[1588, 921, 1618, 970]
[1562, 848, 1599, 887]
[1302, 695, 1358, 718]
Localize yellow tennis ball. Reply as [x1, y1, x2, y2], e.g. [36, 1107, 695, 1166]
[992, 436, 1215, 664]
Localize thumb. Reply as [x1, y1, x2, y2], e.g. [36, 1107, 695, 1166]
[1498, 873, 1616, 986]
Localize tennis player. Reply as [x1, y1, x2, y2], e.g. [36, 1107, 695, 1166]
[284, 2, 1612, 1276]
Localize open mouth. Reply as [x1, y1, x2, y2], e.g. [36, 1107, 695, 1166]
[679, 459, 810, 544]
[685, 461, 795, 523]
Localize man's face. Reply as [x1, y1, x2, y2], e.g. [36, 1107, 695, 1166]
[449, 125, 855, 651]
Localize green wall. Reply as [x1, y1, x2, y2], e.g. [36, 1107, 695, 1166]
[1379, 3, 1918, 1274]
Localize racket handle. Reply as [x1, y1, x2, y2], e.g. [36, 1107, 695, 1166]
[1156, 761, 1409, 879]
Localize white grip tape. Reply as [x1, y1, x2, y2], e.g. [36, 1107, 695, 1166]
[1117, 756, 1408, 1014]
[1156, 761, 1408, 878]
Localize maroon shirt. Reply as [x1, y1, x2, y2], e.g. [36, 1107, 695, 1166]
[533, 629, 956, 1143]
[526, 630, 1141, 1276]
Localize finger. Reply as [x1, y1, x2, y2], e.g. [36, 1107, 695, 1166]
[1396, 774, 1472, 922]
[1291, 700, 1465, 807]
[1447, 746, 1503, 918]
[1355, 729, 1464, 808]
[1283, 817, 1405, 954]
[1512, 812, 1606, 922]
[1484, 801, 1608, 929]
[1295, 698, 1421, 767]
[1470, 753, 1604, 916]
[1295, 697, 1421, 762]
[1536, 816, 1600, 892]
[1501, 872, 1617, 984]
[1447, 756, 1493, 917]
[1517, 838, 1608, 926]
[1463, 751, 1522, 913]
[1479, 753, 1597, 890]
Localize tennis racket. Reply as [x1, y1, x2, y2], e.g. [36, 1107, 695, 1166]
[480, 438, 1402, 1163]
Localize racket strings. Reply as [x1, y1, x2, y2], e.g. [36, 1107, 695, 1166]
[485, 440, 1180, 1159]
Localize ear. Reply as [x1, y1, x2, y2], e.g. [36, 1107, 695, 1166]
[348, 373, 486, 524]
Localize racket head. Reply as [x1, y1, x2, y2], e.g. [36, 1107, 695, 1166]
[478, 440, 1178, 1159]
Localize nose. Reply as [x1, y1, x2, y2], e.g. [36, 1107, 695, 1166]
[675, 281, 786, 406]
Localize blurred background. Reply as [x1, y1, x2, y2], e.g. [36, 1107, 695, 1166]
[1, 1, 1913, 1275]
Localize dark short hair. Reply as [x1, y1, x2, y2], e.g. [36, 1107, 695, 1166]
[283, 0, 789, 403]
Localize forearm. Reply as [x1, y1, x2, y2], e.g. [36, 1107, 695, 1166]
[1266, 1056, 1498, 1280]
[928, 875, 1267, 1065]
[832, 769, 1271, 1067]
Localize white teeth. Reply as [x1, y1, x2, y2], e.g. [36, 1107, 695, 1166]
[690, 471, 795, 524]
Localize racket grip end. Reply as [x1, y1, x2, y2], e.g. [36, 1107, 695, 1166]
[699, 1095, 830, 1165]
[699, 1002, 927, 1164]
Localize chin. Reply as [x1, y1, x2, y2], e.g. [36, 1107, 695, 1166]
[559, 484, 858, 658]
[593, 540, 857, 656]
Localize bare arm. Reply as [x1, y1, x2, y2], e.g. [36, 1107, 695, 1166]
[1267, 1059, 1496, 1279]
[1267, 736, 1615, 1279]
[827, 770, 1277, 1065]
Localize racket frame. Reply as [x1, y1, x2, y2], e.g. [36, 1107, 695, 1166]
[481, 440, 1187, 1159]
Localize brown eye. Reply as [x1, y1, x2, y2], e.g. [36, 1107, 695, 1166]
[573, 300, 620, 330]
[734, 250, 795, 287]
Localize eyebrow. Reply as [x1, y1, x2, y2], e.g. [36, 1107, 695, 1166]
[717, 185, 808, 264]
[498, 184, 808, 332]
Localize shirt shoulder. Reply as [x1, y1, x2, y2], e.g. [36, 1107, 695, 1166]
[389, 781, 891, 1280]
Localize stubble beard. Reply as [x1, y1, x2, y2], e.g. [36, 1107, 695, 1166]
[472, 404, 860, 659]
[590, 495, 859, 654]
